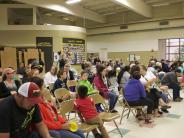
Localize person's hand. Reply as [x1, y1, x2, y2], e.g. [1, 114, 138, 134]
[70, 92, 76, 98]
[62, 123, 70, 130]
[11, 91, 17, 95]
[62, 94, 70, 100]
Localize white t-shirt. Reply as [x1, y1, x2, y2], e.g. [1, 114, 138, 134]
[145, 70, 156, 80]
[140, 71, 156, 88]
[44, 72, 57, 87]
[147, 67, 155, 73]
[140, 76, 147, 86]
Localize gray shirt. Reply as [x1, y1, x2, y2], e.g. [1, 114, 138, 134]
[120, 71, 130, 88]
[161, 72, 178, 86]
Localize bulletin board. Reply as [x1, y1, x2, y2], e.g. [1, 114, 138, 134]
[129, 54, 135, 62]
[63, 38, 85, 64]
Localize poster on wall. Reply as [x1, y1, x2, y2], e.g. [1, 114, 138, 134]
[63, 38, 85, 64]
[36, 37, 53, 47]
[129, 54, 135, 61]
[54, 52, 60, 62]
[99, 48, 108, 61]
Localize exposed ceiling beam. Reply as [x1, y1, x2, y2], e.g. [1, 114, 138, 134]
[146, 0, 184, 4]
[14, 0, 106, 23]
[110, 0, 152, 18]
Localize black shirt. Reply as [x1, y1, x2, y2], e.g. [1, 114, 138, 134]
[0, 96, 42, 138]
[0, 80, 21, 98]
[52, 79, 68, 93]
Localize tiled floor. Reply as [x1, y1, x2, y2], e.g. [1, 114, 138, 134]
[88, 91, 184, 138]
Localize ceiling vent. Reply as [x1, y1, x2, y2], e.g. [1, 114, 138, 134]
[159, 21, 169, 26]
[120, 25, 128, 29]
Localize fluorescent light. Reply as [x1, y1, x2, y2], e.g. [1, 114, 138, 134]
[45, 13, 52, 16]
[48, 5, 73, 15]
[63, 17, 70, 20]
[66, 0, 81, 4]
[44, 23, 52, 25]
[114, 0, 129, 6]
[152, 3, 170, 7]
[103, 12, 116, 16]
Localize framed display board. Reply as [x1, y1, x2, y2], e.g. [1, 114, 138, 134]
[63, 38, 85, 64]
[129, 54, 135, 62]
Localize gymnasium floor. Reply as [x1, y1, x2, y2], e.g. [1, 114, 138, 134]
[88, 91, 184, 138]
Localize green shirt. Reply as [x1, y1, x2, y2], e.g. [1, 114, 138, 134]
[79, 80, 94, 95]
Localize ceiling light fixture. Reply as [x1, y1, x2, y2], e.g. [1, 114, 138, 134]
[44, 23, 52, 25]
[152, 3, 170, 7]
[66, 0, 82, 5]
[103, 12, 116, 16]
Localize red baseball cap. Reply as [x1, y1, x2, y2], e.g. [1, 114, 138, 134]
[18, 82, 42, 104]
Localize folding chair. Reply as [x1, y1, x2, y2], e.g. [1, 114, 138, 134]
[155, 76, 172, 101]
[54, 88, 71, 104]
[67, 80, 78, 87]
[59, 99, 99, 138]
[119, 92, 144, 124]
[42, 88, 56, 105]
[89, 94, 123, 137]
[117, 88, 123, 105]
[67, 80, 78, 92]
[54, 88, 77, 119]
[166, 88, 173, 100]
[48, 83, 54, 91]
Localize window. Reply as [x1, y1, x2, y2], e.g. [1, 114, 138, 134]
[166, 38, 184, 61]
[7, 8, 33, 25]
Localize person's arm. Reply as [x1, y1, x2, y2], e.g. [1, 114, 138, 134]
[0, 102, 11, 138]
[147, 78, 156, 85]
[44, 74, 50, 88]
[145, 71, 157, 85]
[0, 82, 11, 98]
[0, 133, 9, 138]
[62, 123, 71, 130]
[124, 72, 130, 82]
[15, 80, 21, 89]
[69, 71, 75, 80]
[76, 111, 85, 122]
[39, 105, 62, 130]
[93, 77, 108, 92]
[73, 101, 85, 122]
[35, 121, 51, 138]
[138, 82, 146, 98]
[51, 80, 60, 94]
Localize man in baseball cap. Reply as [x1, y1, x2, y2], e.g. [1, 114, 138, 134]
[17, 82, 42, 107]
[0, 82, 52, 138]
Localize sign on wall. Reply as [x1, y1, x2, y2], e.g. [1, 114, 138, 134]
[129, 54, 135, 61]
[63, 38, 85, 64]
[99, 48, 108, 61]
[36, 37, 53, 47]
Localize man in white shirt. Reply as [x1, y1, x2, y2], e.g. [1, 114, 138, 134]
[44, 65, 57, 89]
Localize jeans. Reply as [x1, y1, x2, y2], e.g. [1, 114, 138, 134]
[49, 129, 85, 138]
[146, 89, 159, 110]
[95, 103, 105, 112]
[168, 83, 180, 100]
[127, 97, 154, 114]
[108, 92, 118, 111]
[28, 132, 41, 138]
[160, 92, 169, 103]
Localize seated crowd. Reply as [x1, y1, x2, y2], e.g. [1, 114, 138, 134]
[0, 57, 184, 138]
